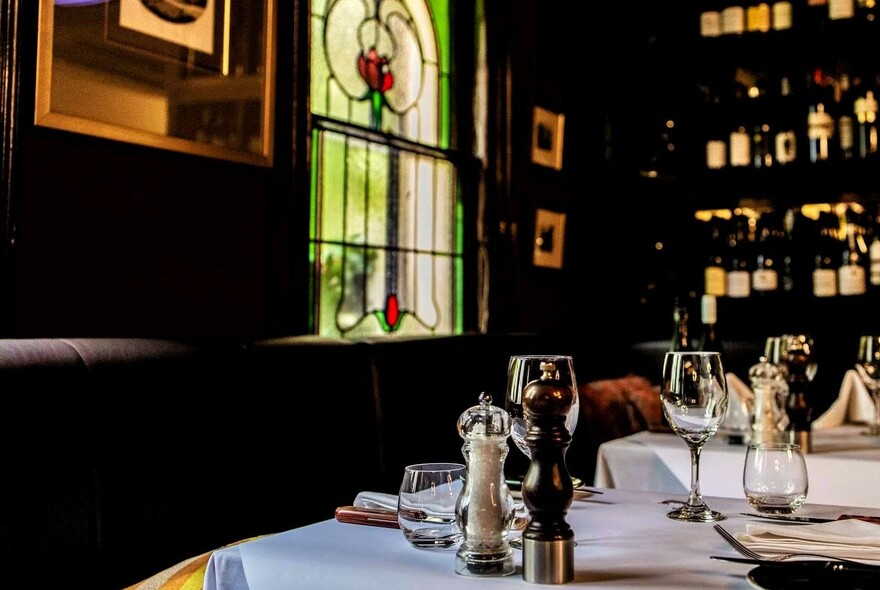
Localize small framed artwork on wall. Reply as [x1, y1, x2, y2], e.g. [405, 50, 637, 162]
[533, 208, 566, 269]
[531, 106, 565, 170]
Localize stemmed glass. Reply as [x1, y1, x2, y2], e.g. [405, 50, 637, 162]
[505, 355, 579, 461]
[504, 355, 579, 549]
[856, 335, 880, 436]
[661, 351, 729, 523]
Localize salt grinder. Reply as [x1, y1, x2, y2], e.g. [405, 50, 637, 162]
[455, 392, 516, 577]
[521, 361, 575, 584]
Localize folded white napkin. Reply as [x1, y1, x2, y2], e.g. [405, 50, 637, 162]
[353, 491, 398, 511]
[720, 373, 753, 433]
[812, 368, 876, 429]
[736, 519, 880, 561]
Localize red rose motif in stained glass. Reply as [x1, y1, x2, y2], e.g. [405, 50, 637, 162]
[358, 48, 394, 93]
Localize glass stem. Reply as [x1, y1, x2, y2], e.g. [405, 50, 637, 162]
[686, 443, 705, 508]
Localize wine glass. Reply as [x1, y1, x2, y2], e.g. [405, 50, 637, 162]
[660, 351, 729, 523]
[505, 355, 579, 461]
[856, 335, 880, 436]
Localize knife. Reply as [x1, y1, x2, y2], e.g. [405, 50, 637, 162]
[739, 512, 833, 523]
[710, 555, 880, 572]
[739, 512, 880, 524]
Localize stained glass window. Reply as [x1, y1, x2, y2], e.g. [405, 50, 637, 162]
[309, 0, 463, 337]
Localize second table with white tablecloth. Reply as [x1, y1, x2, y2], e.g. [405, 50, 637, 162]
[594, 424, 880, 509]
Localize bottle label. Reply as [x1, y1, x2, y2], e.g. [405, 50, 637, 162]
[728, 270, 751, 298]
[705, 266, 728, 296]
[730, 129, 751, 166]
[747, 3, 772, 31]
[839, 264, 867, 295]
[722, 6, 746, 34]
[840, 115, 855, 151]
[871, 239, 880, 286]
[701, 11, 722, 36]
[813, 268, 838, 297]
[829, 0, 856, 18]
[772, 2, 793, 29]
[706, 140, 727, 168]
[775, 131, 797, 163]
[752, 268, 779, 291]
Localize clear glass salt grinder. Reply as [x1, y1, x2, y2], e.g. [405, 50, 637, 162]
[748, 356, 790, 445]
[454, 392, 516, 577]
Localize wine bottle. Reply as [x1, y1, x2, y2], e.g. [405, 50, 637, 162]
[727, 214, 753, 298]
[838, 212, 868, 296]
[752, 211, 782, 296]
[855, 88, 879, 159]
[813, 211, 840, 297]
[704, 217, 728, 297]
[836, 72, 857, 160]
[698, 294, 725, 355]
[808, 102, 835, 162]
[670, 299, 695, 352]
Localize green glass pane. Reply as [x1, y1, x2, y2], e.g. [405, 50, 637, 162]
[365, 143, 389, 246]
[317, 242, 344, 337]
[320, 132, 347, 242]
[345, 137, 368, 245]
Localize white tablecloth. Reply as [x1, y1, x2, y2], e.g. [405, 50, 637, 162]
[595, 425, 880, 509]
[201, 488, 880, 590]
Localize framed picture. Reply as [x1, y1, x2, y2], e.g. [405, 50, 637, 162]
[533, 209, 566, 269]
[35, 0, 276, 167]
[106, 0, 226, 73]
[531, 106, 565, 170]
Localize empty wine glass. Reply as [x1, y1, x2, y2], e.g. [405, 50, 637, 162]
[505, 355, 579, 460]
[661, 351, 729, 523]
[856, 335, 880, 436]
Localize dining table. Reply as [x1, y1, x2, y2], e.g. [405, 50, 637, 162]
[201, 487, 880, 589]
[594, 424, 880, 509]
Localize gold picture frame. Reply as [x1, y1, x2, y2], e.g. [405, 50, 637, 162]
[35, 0, 276, 167]
[531, 106, 565, 170]
[533, 208, 566, 269]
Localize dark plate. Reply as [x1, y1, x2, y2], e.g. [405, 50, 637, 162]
[748, 563, 880, 589]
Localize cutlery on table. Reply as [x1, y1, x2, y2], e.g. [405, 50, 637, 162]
[713, 523, 874, 567]
[710, 555, 880, 572]
[739, 512, 880, 524]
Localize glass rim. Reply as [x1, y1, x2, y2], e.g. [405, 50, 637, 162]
[664, 351, 722, 356]
[509, 354, 573, 360]
[404, 462, 466, 473]
[747, 442, 802, 451]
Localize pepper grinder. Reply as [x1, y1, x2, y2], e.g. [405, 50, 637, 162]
[521, 361, 575, 584]
[782, 336, 815, 453]
[454, 392, 516, 577]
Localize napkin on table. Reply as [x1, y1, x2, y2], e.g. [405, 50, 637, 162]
[353, 491, 398, 511]
[720, 373, 754, 433]
[812, 367, 876, 429]
[736, 519, 880, 561]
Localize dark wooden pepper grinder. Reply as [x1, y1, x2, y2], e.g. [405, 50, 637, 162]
[783, 337, 814, 453]
[521, 361, 575, 584]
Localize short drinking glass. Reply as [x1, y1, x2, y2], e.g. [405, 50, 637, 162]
[398, 462, 466, 549]
[743, 442, 808, 514]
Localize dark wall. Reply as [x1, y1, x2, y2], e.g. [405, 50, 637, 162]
[5, 0, 300, 340]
